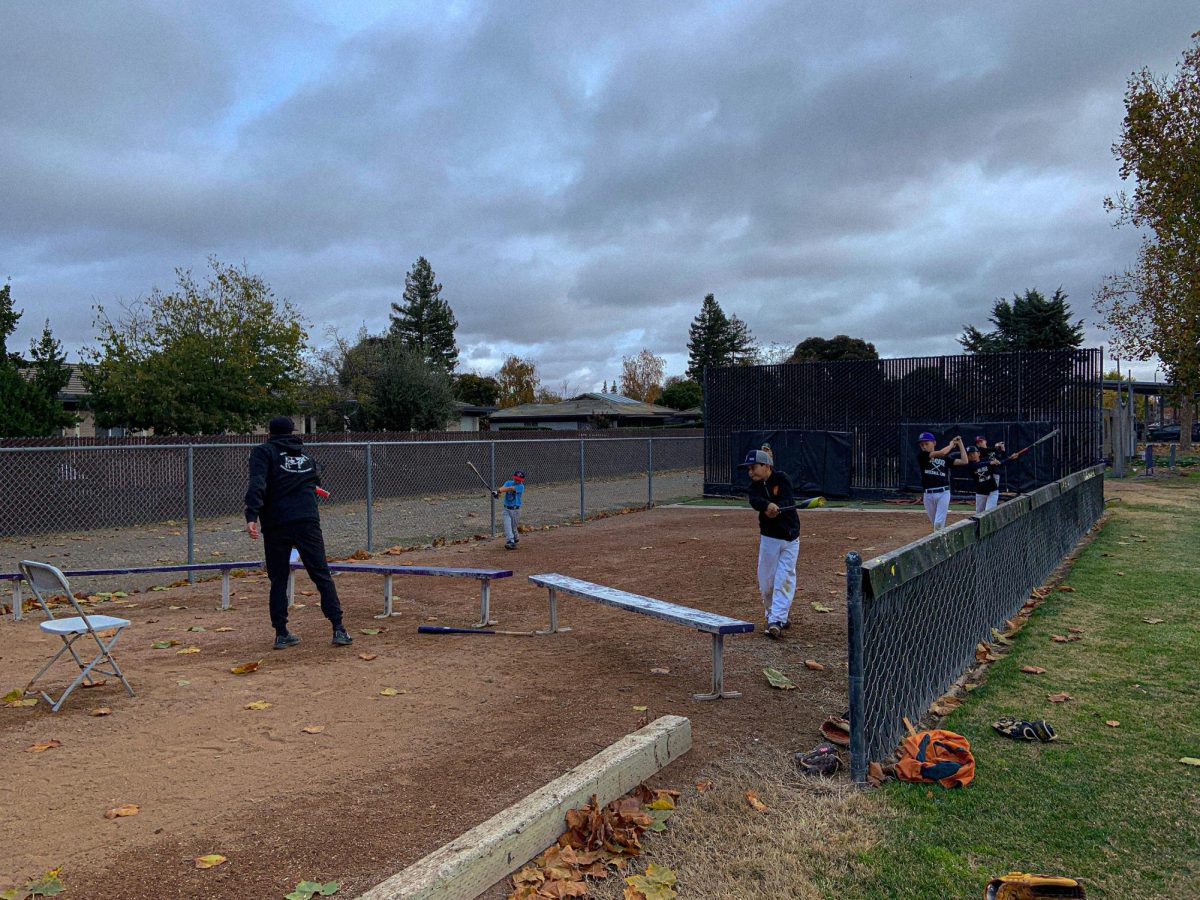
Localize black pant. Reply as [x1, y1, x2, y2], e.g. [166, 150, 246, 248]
[262, 519, 343, 633]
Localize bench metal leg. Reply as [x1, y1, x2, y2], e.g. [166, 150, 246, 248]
[535, 587, 572, 635]
[693, 633, 741, 701]
[287, 571, 296, 607]
[221, 571, 231, 610]
[375, 574, 395, 619]
[470, 579, 499, 628]
[12, 580, 22, 621]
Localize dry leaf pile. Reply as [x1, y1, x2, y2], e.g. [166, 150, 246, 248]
[508, 785, 679, 899]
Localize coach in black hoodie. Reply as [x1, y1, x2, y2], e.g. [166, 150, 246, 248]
[245, 416, 352, 650]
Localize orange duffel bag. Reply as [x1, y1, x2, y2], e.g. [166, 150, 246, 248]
[894, 728, 975, 788]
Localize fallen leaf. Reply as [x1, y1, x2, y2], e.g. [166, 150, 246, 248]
[151, 639, 180, 649]
[650, 667, 669, 675]
[646, 793, 675, 811]
[1180, 757, 1200, 767]
[81, 679, 107, 688]
[176, 680, 190, 687]
[763, 667, 796, 689]
[1106, 720, 1120, 727]
[302, 725, 325, 734]
[380, 688, 399, 697]
[810, 602, 833, 613]
[624, 863, 677, 899]
[359, 653, 378, 661]
[194, 854, 227, 869]
[359, 628, 382, 635]
[230, 660, 262, 675]
[215, 626, 234, 632]
[867, 762, 886, 786]
[1047, 692, 1071, 703]
[695, 780, 714, 792]
[1020, 666, 1047, 675]
[25, 739, 62, 753]
[244, 700, 271, 710]
[1067, 626, 1084, 634]
[632, 705, 649, 711]
[187, 625, 207, 633]
[930, 696, 962, 717]
[168, 605, 187, 610]
[1, 688, 22, 702]
[1144, 617, 1165, 625]
[5, 697, 38, 707]
[804, 659, 825, 671]
[90, 707, 112, 716]
[1116, 571, 1125, 576]
[745, 790, 768, 812]
[177, 646, 201, 654]
[1058, 585, 1076, 592]
[964, 682, 983, 692]
[1051, 635, 1070, 643]
[104, 803, 140, 819]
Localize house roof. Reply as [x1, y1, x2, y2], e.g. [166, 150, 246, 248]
[453, 399, 498, 415]
[490, 392, 678, 420]
[17, 362, 88, 400]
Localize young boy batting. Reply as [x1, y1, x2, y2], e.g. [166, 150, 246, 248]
[917, 432, 968, 531]
[741, 449, 800, 639]
[967, 437, 1015, 512]
[493, 469, 525, 550]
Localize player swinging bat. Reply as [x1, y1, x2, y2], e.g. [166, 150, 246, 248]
[1006, 428, 1059, 460]
[465, 461, 494, 496]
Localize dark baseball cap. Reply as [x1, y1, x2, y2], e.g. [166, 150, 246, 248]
[739, 449, 772, 467]
[974, 435, 988, 443]
[967, 445, 981, 454]
[918, 432, 935, 442]
[513, 470, 525, 481]
[268, 416, 295, 435]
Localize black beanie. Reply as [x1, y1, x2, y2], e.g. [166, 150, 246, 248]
[268, 416, 295, 435]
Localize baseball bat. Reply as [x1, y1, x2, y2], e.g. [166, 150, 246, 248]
[465, 461, 494, 494]
[1009, 428, 1060, 459]
[774, 497, 826, 512]
[417, 624, 537, 637]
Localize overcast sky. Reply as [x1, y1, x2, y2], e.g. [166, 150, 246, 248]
[2, 1, 1194, 389]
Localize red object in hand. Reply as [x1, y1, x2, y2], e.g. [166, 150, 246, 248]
[315, 487, 330, 498]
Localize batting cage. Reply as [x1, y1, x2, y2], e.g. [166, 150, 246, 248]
[703, 348, 1102, 497]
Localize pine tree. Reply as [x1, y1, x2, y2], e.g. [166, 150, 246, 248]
[960, 288, 1085, 352]
[686, 294, 758, 382]
[0, 284, 74, 436]
[389, 257, 459, 375]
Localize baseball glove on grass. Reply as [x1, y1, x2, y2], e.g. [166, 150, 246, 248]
[993, 717, 1057, 742]
[984, 871, 1085, 898]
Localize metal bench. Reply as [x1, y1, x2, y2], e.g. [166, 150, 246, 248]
[288, 562, 513, 625]
[3, 561, 259, 621]
[527, 573, 754, 701]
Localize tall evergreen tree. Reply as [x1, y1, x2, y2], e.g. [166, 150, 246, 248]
[0, 284, 75, 436]
[389, 257, 459, 375]
[960, 288, 1085, 353]
[686, 294, 758, 382]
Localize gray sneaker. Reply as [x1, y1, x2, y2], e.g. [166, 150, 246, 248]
[332, 628, 353, 646]
[273, 632, 300, 650]
[765, 623, 782, 639]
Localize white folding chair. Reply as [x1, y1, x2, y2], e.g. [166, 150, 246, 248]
[18, 560, 135, 712]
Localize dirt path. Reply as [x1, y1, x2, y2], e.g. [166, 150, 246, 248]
[1, 505, 934, 898]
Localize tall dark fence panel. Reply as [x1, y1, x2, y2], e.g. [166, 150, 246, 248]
[704, 349, 1102, 495]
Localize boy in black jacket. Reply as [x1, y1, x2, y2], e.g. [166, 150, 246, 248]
[244, 416, 352, 650]
[741, 449, 801, 639]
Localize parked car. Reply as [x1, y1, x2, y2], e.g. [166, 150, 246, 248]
[1146, 423, 1200, 442]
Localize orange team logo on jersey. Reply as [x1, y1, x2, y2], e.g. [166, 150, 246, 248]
[772, 485, 779, 496]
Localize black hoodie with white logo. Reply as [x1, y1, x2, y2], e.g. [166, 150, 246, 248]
[244, 434, 322, 528]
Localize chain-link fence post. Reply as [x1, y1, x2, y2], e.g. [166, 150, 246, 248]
[186, 445, 196, 584]
[578, 437, 586, 521]
[845, 550, 866, 784]
[490, 441, 497, 538]
[647, 437, 654, 508]
[365, 443, 374, 552]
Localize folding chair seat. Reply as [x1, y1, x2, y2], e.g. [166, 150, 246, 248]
[18, 560, 135, 712]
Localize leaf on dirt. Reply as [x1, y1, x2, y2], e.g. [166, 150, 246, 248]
[176, 646, 201, 654]
[244, 700, 271, 710]
[632, 705, 649, 711]
[359, 628, 382, 635]
[763, 667, 796, 689]
[229, 660, 262, 675]
[646, 793, 675, 811]
[930, 696, 962, 717]
[744, 790, 768, 812]
[358, 653, 378, 661]
[2, 868, 66, 899]
[194, 854, 227, 869]
[5, 697, 38, 708]
[151, 585, 169, 592]
[804, 660, 825, 671]
[1143, 617, 1165, 625]
[1106, 720, 1120, 727]
[215, 626, 234, 632]
[24, 739, 62, 753]
[695, 780, 714, 792]
[1057, 585, 1076, 592]
[1020, 666, 1047, 675]
[168, 605, 187, 610]
[104, 803, 139, 819]
[810, 602, 833, 613]
[176, 680, 190, 687]
[1, 688, 22, 702]
[1047, 692, 1071, 703]
[151, 640, 180, 649]
[302, 725, 326, 734]
[623, 863, 677, 900]
[649, 667, 669, 675]
[187, 626, 207, 632]
[1180, 758, 1200, 767]
[284, 880, 340, 900]
[90, 707, 112, 717]
[380, 688, 399, 697]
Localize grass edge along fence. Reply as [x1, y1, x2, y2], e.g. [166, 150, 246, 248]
[844, 464, 1105, 783]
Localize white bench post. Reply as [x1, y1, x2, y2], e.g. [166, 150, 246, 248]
[536, 587, 572, 635]
[221, 571, 231, 610]
[287, 571, 296, 606]
[694, 633, 741, 701]
[375, 573, 395, 619]
[12, 580, 23, 621]
[471, 579, 499, 628]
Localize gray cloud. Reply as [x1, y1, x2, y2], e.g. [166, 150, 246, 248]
[2, 0, 1193, 387]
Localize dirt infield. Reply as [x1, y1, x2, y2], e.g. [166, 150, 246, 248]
[0, 506, 939, 899]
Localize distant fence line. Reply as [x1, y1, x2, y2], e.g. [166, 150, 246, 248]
[844, 464, 1105, 782]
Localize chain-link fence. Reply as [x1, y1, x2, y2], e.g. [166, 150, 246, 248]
[844, 464, 1105, 782]
[704, 349, 1103, 494]
[0, 436, 703, 593]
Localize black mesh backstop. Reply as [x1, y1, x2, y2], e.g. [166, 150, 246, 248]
[703, 349, 1102, 496]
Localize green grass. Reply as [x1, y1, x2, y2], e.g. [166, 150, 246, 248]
[822, 477, 1200, 900]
